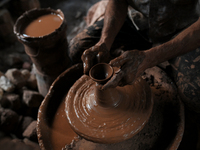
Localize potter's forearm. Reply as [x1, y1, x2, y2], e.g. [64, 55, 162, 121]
[98, 0, 128, 50]
[144, 17, 200, 68]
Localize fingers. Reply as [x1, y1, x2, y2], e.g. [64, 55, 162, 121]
[81, 49, 96, 74]
[97, 51, 107, 63]
[81, 44, 110, 74]
[102, 70, 124, 90]
[110, 48, 124, 57]
[97, 44, 109, 63]
[109, 51, 129, 68]
[102, 52, 130, 89]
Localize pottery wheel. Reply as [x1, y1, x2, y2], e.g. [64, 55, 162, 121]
[65, 75, 153, 143]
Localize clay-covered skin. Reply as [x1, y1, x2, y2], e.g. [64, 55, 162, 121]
[81, 0, 200, 90]
[23, 13, 63, 37]
[81, 0, 128, 75]
[103, 50, 146, 90]
[65, 75, 153, 143]
[81, 43, 110, 74]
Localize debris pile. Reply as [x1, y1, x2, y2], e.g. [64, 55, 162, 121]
[0, 67, 41, 150]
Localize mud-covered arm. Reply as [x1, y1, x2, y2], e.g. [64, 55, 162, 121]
[144, 17, 200, 69]
[81, 0, 129, 74]
[97, 0, 129, 50]
[103, 17, 200, 89]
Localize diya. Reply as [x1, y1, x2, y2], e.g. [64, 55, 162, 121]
[37, 63, 184, 150]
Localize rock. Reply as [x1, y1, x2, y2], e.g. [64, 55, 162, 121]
[0, 137, 36, 150]
[0, 88, 3, 100]
[0, 96, 11, 109]
[5, 68, 26, 88]
[23, 90, 43, 107]
[0, 137, 17, 150]
[15, 116, 34, 138]
[27, 74, 37, 90]
[23, 138, 40, 150]
[6, 54, 23, 69]
[0, 71, 15, 92]
[23, 107, 39, 120]
[22, 62, 32, 71]
[0, 93, 21, 111]
[23, 121, 38, 142]
[16, 86, 28, 96]
[0, 108, 20, 133]
[21, 69, 31, 81]
[19, 116, 34, 134]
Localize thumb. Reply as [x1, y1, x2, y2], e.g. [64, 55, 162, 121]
[109, 53, 127, 68]
[102, 70, 124, 90]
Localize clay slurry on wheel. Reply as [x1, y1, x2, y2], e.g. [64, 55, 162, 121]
[65, 63, 153, 143]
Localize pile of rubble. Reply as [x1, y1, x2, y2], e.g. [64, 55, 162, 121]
[0, 0, 43, 149]
[0, 64, 41, 150]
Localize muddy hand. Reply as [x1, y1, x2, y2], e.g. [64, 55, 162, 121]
[81, 43, 110, 74]
[103, 50, 146, 90]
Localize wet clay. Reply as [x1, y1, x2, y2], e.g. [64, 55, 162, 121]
[23, 13, 63, 37]
[37, 64, 83, 150]
[51, 100, 79, 150]
[65, 74, 153, 143]
[37, 64, 184, 150]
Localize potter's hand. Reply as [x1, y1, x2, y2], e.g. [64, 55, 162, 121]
[103, 50, 146, 89]
[81, 43, 110, 74]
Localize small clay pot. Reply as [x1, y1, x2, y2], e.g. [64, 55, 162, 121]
[89, 63, 113, 85]
[89, 63, 116, 107]
[14, 8, 71, 96]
